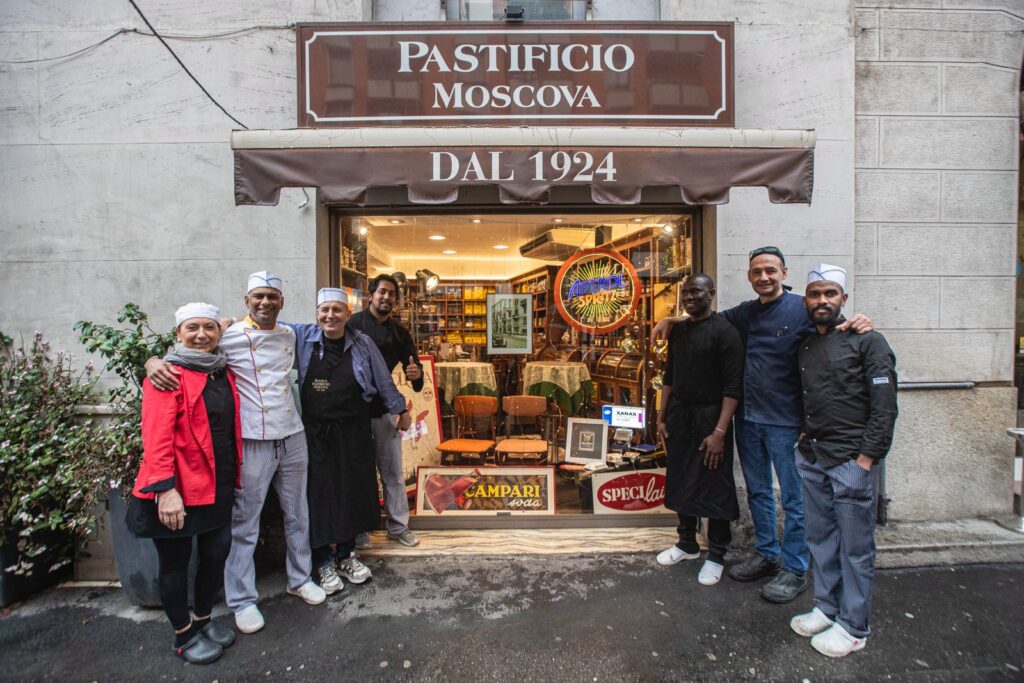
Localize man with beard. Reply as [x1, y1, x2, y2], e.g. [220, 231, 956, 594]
[655, 274, 744, 586]
[146, 272, 326, 635]
[790, 264, 897, 658]
[346, 274, 423, 548]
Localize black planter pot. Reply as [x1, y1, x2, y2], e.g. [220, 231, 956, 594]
[107, 489, 199, 608]
[0, 531, 72, 608]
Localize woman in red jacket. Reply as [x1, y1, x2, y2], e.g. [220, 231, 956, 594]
[127, 302, 243, 665]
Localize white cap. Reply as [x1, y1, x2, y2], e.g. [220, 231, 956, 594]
[807, 263, 847, 291]
[317, 287, 348, 306]
[174, 302, 220, 327]
[247, 270, 283, 293]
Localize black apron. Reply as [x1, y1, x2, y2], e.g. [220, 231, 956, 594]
[663, 399, 740, 521]
[301, 336, 378, 548]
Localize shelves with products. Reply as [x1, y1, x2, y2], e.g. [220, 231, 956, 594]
[410, 279, 500, 348]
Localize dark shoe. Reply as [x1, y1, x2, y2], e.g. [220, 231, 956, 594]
[759, 570, 810, 603]
[175, 632, 223, 664]
[198, 620, 236, 648]
[728, 555, 780, 582]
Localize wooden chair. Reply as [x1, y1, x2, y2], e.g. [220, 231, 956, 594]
[437, 395, 498, 465]
[495, 395, 552, 465]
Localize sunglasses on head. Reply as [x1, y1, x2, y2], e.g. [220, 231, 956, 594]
[748, 246, 786, 265]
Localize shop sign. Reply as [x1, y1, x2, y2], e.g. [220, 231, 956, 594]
[415, 466, 556, 516]
[296, 22, 734, 127]
[554, 248, 641, 334]
[591, 469, 672, 515]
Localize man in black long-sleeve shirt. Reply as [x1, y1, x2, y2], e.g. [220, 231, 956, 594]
[789, 264, 898, 658]
[347, 274, 424, 548]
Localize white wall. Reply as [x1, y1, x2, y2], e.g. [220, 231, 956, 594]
[0, 1, 372, 360]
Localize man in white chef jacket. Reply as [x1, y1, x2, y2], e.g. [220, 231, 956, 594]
[146, 271, 325, 635]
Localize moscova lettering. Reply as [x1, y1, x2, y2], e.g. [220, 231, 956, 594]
[433, 83, 599, 110]
[567, 274, 626, 301]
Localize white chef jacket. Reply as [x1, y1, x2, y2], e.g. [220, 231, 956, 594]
[220, 319, 304, 441]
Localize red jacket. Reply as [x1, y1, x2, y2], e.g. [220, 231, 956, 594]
[132, 367, 243, 505]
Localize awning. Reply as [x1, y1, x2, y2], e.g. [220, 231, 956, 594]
[232, 127, 815, 207]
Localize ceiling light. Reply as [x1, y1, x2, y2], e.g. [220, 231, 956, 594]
[429, 234, 446, 241]
[358, 226, 368, 235]
[471, 218, 482, 224]
[632, 217, 643, 223]
[662, 223, 674, 234]
[553, 218, 563, 223]
[443, 249, 457, 255]
[388, 219, 404, 225]
[494, 244, 509, 250]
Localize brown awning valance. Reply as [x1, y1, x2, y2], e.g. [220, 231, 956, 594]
[232, 127, 815, 207]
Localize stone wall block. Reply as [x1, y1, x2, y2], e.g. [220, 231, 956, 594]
[855, 63, 939, 114]
[856, 9, 881, 61]
[856, 276, 939, 328]
[939, 276, 1016, 329]
[879, 118, 1017, 169]
[886, 387, 1015, 521]
[856, 117, 879, 167]
[0, 34, 40, 145]
[38, 30, 300, 144]
[855, 223, 878, 274]
[660, 1, 850, 24]
[883, 330, 1013, 382]
[879, 10, 1024, 68]
[876, 224, 1014, 275]
[856, 170, 939, 221]
[941, 172, 1018, 223]
[944, 64, 1021, 116]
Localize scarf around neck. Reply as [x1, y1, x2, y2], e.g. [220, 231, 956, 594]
[163, 343, 228, 374]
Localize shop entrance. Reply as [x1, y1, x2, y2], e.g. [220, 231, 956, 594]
[325, 203, 703, 528]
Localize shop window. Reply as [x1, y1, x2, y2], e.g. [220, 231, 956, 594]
[445, 0, 587, 21]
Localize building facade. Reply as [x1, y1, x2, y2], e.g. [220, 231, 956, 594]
[1, 1, 1021, 523]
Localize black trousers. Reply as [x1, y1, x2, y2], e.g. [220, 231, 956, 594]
[152, 524, 232, 630]
[312, 538, 356, 569]
[676, 515, 732, 564]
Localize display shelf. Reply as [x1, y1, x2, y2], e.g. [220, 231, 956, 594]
[411, 279, 500, 349]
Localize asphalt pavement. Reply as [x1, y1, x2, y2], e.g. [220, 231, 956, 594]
[1, 555, 1021, 682]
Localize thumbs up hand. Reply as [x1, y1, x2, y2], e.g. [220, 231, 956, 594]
[405, 355, 422, 382]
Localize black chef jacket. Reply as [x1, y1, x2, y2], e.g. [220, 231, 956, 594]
[797, 316, 898, 468]
[347, 309, 423, 418]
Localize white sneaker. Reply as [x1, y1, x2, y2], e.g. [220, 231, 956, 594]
[656, 546, 701, 566]
[337, 553, 373, 584]
[698, 560, 724, 586]
[790, 607, 835, 637]
[810, 623, 867, 658]
[355, 533, 373, 550]
[317, 564, 345, 595]
[287, 580, 327, 605]
[234, 604, 265, 634]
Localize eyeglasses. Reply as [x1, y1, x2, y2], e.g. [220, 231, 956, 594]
[748, 246, 786, 265]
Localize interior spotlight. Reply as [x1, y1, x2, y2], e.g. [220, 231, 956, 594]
[416, 268, 440, 292]
[391, 271, 409, 300]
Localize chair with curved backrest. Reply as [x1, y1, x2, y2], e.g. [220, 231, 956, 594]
[495, 395, 552, 465]
[437, 395, 498, 465]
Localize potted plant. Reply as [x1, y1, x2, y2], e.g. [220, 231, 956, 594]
[75, 304, 175, 606]
[0, 332, 110, 607]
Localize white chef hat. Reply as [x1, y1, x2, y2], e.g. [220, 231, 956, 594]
[317, 287, 348, 306]
[806, 263, 847, 291]
[174, 302, 220, 327]
[247, 270, 283, 293]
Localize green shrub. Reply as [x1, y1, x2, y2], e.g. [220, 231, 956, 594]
[0, 332, 108, 575]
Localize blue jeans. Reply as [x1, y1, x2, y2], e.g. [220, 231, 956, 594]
[734, 420, 809, 574]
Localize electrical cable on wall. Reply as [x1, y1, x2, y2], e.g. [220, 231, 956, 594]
[127, 0, 248, 129]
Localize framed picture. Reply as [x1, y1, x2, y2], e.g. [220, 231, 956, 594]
[565, 417, 609, 466]
[415, 466, 556, 516]
[486, 293, 532, 355]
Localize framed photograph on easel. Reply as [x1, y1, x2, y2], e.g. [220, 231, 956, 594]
[565, 417, 609, 466]
[486, 293, 532, 355]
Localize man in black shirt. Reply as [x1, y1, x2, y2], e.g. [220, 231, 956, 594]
[347, 274, 424, 548]
[790, 264, 898, 658]
[655, 274, 745, 587]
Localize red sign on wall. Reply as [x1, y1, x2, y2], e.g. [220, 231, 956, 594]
[592, 469, 671, 514]
[554, 247, 641, 334]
